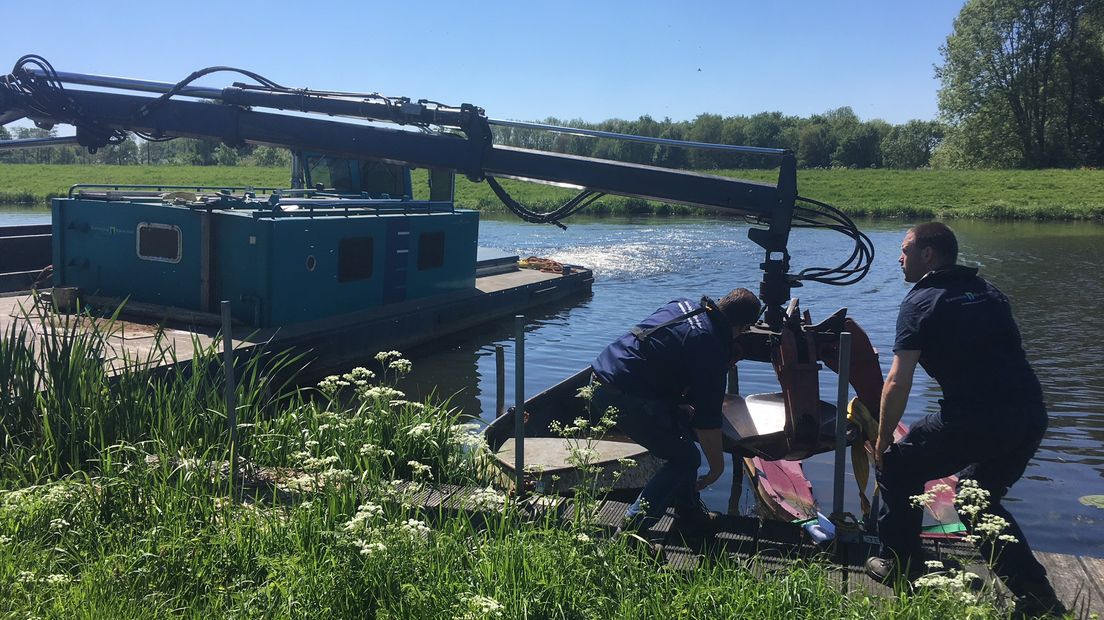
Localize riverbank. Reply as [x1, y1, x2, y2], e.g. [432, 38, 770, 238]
[0, 314, 1000, 618]
[2, 164, 1103, 220]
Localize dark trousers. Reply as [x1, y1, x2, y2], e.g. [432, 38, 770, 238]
[589, 383, 701, 528]
[876, 402, 1050, 596]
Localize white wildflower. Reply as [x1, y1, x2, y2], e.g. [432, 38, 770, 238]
[49, 518, 70, 531]
[407, 423, 433, 438]
[375, 351, 402, 363]
[361, 386, 405, 400]
[44, 574, 71, 585]
[460, 593, 503, 619]
[0, 535, 12, 545]
[388, 358, 413, 375]
[354, 539, 387, 556]
[401, 518, 430, 538]
[407, 460, 433, 480]
[469, 486, 506, 512]
[344, 502, 384, 531]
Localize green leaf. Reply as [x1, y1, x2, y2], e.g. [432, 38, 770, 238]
[1078, 495, 1104, 510]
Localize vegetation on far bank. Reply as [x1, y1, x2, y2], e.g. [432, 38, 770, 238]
[2, 163, 1103, 221]
[0, 307, 1005, 618]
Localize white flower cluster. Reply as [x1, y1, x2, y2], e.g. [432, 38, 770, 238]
[343, 501, 385, 532]
[401, 518, 430, 539]
[16, 571, 73, 586]
[459, 594, 504, 620]
[912, 568, 983, 604]
[360, 386, 405, 401]
[954, 479, 991, 517]
[0, 534, 12, 545]
[469, 486, 506, 512]
[449, 423, 487, 451]
[388, 358, 413, 375]
[353, 539, 387, 556]
[909, 482, 954, 509]
[407, 423, 434, 439]
[358, 443, 395, 458]
[407, 460, 433, 480]
[375, 350, 403, 364]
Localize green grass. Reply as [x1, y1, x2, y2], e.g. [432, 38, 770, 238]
[3, 163, 1104, 220]
[0, 304, 1010, 618]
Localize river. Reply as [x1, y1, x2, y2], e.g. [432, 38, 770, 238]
[4, 205, 1102, 557]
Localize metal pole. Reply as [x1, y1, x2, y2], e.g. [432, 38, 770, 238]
[221, 301, 238, 501]
[514, 315, 525, 496]
[495, 344, 505, 418]
[832, 332, 852, 518]
[726, 366, 743, 515]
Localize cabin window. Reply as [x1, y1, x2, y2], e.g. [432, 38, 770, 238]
[417, 232, 445, 270]
[136, 222, 182, 263]
[338, 236, 374, 282]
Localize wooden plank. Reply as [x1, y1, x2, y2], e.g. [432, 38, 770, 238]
[1036, 551, 1100, 619]
[1076, 555, 1104, 619]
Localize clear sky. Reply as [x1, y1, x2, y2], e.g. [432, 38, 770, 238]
[2, 1, 964, 126]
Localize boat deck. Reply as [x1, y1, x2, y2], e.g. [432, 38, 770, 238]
[0, 265, 593, 377]
[395, 481, 1104, 618]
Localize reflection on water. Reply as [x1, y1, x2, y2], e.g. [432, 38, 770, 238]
[5, 203, 1102, 556]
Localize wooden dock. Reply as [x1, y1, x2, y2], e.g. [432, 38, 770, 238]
[393, 481, 1104, 619]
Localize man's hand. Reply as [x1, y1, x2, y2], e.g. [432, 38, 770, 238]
[874, 433, 892, 471]
[694, 427, 724, 490]
[696, 469, 723, 490]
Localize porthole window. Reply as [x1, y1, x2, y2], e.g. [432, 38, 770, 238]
[136, 222, 182, 263]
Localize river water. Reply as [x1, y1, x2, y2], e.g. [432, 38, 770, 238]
[4, 205, 1102, 557]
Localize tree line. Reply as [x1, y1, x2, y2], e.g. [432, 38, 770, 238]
[2, 0, 1101, 171]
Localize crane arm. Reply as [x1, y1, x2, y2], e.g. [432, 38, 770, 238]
[0, 56, 873, 328]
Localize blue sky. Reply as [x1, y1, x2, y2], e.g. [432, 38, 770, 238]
[2, 1, 964, 126]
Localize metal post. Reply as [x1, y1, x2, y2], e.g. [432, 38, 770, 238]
[514, 315, 525, 496]
[726, 366, 743, 515]
[221, 301, 238, 501]
[495, 344, 505, 418]
[832, 332, 852, 518]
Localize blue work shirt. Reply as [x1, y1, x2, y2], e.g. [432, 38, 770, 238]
[894, 265, 1043, 411]
[591, 298, 733, 430]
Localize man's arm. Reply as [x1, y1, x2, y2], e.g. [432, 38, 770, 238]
[875, 349, 921, 470]
[695, 427, 725, 489]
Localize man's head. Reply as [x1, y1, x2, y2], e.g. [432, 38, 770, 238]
[900, 222, 958, 283]
[716, 287, 761, 335]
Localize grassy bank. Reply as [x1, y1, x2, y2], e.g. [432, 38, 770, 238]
[2, 163, 1103, 220]
[0, 307, 1004, 618]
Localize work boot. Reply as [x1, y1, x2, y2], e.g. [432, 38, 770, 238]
[674, 499, 722, 534]
[1012, 582, 1068, 619]
[864, 555, 924, 587]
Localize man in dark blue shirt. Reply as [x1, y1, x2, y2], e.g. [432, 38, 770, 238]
[590, 288, 760, 535]
[867, 223, 1062, 617]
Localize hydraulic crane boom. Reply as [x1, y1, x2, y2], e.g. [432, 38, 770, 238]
[0, 55, 872, 328]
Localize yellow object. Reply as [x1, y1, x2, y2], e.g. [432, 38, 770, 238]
[847, 397, 879, 518]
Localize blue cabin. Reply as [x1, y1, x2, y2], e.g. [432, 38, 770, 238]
[51, 156, 479, 327]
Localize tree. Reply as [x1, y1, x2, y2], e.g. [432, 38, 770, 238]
[881, 120, 946, 168]
[937, 0, 1098, 167]
[797, 123, 833, 168]
[253, 146, 291, 167]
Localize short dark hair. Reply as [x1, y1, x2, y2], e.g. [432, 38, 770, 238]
[909, 222, 958, 264]
[716, 288, 761, 325]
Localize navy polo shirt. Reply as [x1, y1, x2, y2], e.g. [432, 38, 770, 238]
[894, 265, 1043, 410]
[591, 298, 733, 429]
